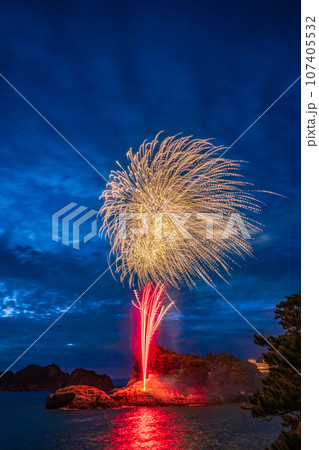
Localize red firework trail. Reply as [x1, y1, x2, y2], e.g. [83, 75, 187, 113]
[132, 282, 172, 391]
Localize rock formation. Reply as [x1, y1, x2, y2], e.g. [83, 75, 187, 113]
[0, 364, 69, 391]
[68, 368, 113, 392]
[46, 385, 118, 409]
[205, 352, 262, 402]
[1, 347, 262, 408]
[112, 376, 209, 406]
[0, 364, 113, 392]
[130, 346, 262, 402]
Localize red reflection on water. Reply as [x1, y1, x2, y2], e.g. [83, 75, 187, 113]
[101, 407, 190, 449]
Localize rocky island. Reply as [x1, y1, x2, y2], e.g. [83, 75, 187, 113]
[1, 346, 263, 409]
[0, 364, 113, 392]
[46, 385, 118, 409]
[108, 345, 263, 407]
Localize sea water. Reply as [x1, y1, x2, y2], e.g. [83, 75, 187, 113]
[0, 392, 281, 449]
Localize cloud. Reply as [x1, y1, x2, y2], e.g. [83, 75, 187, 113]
[0, 0, 300, 377]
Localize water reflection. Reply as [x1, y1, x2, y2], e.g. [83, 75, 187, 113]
[101, 407, 190, 449]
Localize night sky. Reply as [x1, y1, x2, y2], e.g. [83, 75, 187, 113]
[0, 0, 300, 378]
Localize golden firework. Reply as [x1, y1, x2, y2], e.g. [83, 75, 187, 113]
[99, 133, 262, 288]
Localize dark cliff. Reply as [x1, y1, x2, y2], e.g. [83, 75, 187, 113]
[130, 346, 262, 402]
[0, 364, 113, 392]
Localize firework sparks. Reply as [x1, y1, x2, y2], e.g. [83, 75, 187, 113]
[100, 133, 262, 288]
[132, 282, 172, 391]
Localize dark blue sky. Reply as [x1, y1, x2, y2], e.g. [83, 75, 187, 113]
[0, 0, 300, 378]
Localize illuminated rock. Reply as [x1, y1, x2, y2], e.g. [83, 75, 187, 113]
[112, 377, 209, 406]
[46, 385, 119, 409]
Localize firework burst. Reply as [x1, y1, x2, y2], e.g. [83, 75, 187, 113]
[132, 282, 171, 391]
[99, 133, 262, 288]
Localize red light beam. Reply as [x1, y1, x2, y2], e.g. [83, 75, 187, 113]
[132, 282, 172, 391]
